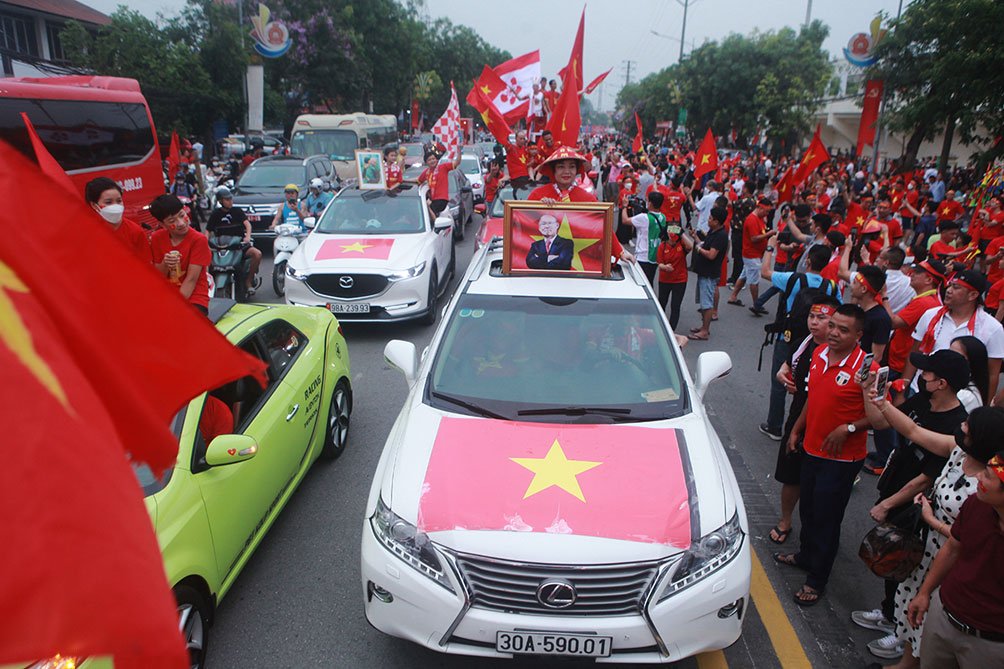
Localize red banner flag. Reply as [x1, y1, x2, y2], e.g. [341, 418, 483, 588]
[167, 130, 181, 181]
[776, 165, 794, 203]
[314, 237, 396, 261]
[557, 7, 585, 94]
[632, 112, 644, 154]
[584, 68, 612, 95]
[791, 128, 830, 187]
[693, 128, 719, 180]
[0, 142, 270, 666]
[20, 112, 76, 195]
[419, 418, 692, 548]
[466, 65, 507, 110]
[544, 77, 581, 148]
[469, 84, 513, 146]
[856, 79, 883, 157]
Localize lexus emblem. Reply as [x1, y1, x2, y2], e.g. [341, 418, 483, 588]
[339, 276, 354, 289]
[536, 579, 576, 609]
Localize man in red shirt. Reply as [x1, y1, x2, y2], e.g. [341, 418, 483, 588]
[727, 198, 776, 306]
[536, 130, 556, 161]
[935, 190, 965, 226]
[776, 304, 874, 606]
[417, 148, 460, 216]
[929, 221, 971, 263]
[483, 160, 505, 206]
[543, 79, 559, 119]
[875, 197, 904, 246]
[84, 176, 150, 265]
[149, 194, 212, 315]
[885, 259, 946, 375]
[504, 130, 531, 188]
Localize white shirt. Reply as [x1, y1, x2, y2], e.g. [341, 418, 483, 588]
[630, 213, 654, 263]
[530, 92, 544, 116]
[732, 178, 745, 194]
[695, 191, 719, 234]
[912, 306, 1004, 358]
[764, 158, 773, 172]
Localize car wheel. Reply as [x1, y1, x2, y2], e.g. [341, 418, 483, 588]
[174, 584, 210, 669]
[273, 260, 286, 297]
[421, 266, 438, 325]
[321, 379, 351, 460]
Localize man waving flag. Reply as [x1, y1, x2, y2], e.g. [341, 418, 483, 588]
[431, 82, 461, 160]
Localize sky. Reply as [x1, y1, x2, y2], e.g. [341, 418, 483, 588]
[83, 0, 909, 111]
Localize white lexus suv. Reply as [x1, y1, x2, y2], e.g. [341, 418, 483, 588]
[361, 239, 750, 663]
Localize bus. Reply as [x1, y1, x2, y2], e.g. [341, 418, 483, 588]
[289, 113, 397, 180]
[0, 75, 164, 227]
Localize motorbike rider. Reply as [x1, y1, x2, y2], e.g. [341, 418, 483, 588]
[169, 170, 198, 200]
[207, 186, 261, 296]
[270, 183, 304, 232]
[301, 178, 333, 218]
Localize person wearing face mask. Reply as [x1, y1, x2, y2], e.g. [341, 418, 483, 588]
[149, 194, 212, 315]
[84, 177, 149, 264]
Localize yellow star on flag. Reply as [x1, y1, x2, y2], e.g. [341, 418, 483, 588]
[0, 260, 69, 409]
[341, 241, 373, 253]
[856, 216, 865, 226]
[511, 439, 601, 502]
[700, 154, 710, 165]
[530, 215, 600, 271]
[480, 84, 490, 95]
[801, 151, 814, 166]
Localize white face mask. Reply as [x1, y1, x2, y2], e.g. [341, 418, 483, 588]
[98, 203, 124, 224]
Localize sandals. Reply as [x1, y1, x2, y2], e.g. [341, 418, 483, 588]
[793, 585, 823, 607]
[769, 525, 792, 544]
[727, 299, 744, 306]
[772, 552, 804, 569]
[688, 332, 710, 341]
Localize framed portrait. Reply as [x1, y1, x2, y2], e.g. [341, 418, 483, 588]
[503, 201, 614, 277]
[355, 149, 386, 190]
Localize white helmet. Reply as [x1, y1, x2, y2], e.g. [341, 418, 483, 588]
[310, 177, 323, 190]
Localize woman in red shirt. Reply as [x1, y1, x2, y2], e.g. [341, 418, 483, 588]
[657, 225, 694, 330]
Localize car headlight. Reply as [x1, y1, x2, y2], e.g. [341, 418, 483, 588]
[386, 261, 426, 282]
[370, 496, 453, 592]
[659, 510, 744, 600]
[26, 656, 83, 669]
[285, 264, 309, 281]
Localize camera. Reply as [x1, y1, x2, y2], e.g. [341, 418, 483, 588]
[626, 195, 648, 217]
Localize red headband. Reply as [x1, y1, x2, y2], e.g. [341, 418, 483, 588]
[917, 261, 946, 284]
[950, 279, 979, 294]
[990, 454, 1004, 485]
[855, 272, 883, 303]
[810, 304, 836, 316]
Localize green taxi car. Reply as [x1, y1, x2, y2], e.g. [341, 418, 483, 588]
[131, 301, 351, 667]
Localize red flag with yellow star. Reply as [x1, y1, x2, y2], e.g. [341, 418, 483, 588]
[693, 128, 718, 180]
[0, 142, 273, 666]
[315, 237, 395, 261]
[776, 165, 794, 204]
[467, 75, 513, 146]
[791, 128, 830, 187]
[632, 112, 644, 154]
[466, 65, 506, 110]
[557, 7, 585, 94]
[544, 80, 581, 148]
[418, 418, 692, 547]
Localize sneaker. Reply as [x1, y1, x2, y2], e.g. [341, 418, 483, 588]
[758, 423, 782, 441]
[867, 633, 904, 659]
[851, 609, 895, 634]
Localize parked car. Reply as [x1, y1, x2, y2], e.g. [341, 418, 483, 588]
[231, 155, 337, 240]
[459, 151, 485, 204]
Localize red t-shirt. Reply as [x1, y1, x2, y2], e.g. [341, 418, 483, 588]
[505, 144, 529, 180]
[986, 236, 1004, 285]
[150, 228, 212, 308]
[484, 172, 501, 203]
[657, 240, 688, 284]
[385, 161, 402, 189]
[741, 212, 767, 258]
[887, 291, 941, 372]
[819, 253, 841, 282]
[543, 90, 559, 114]
[986, 278, 1004, 311]
[419, 163, 452, 201]
[618, 180, 637, 208]
[111, 217, 151, 265]
[883, 217, 903, 242]
[646, 183, 686, 222]
[936, 199, 964, 223]
[199, 395, 234, 445]
[803, 346, 872, 462]
[929, 240, 958, 261]
[899, 189, 919, 218]
[941, 496, 1004, 634]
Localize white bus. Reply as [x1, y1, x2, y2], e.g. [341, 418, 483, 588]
[289, 113, 398, 180]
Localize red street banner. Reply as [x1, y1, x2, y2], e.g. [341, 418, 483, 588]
[419, 418, 693, 548]
[315, 238, 395, 261]
[632, 112, 643, 154]
[857, 79, 883, 157]
[693, 128, 718, 180]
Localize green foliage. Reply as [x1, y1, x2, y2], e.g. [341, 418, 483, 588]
[617, 21, 832, 150]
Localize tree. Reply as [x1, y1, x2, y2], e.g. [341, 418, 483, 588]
[867, 0, 1004, 171]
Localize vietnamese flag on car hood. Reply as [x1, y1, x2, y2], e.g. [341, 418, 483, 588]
[418, 418, 693, 548]
[315, 237, 395, 261]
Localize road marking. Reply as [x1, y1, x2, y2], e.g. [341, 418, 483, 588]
[696, 650, 729, 669]
[750, 547, 812, 668]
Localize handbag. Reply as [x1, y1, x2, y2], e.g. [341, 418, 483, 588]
[858, 503, 927, 583]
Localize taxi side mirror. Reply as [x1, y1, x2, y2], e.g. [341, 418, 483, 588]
[433, 215, 453, 232]
[205, 434, 259, 466]
[385, 339, 418, 384]
[694, 351, 732, 399]
[303, 216, 316, 229]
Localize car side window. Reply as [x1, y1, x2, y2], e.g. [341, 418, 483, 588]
[260, 319, 306, 380]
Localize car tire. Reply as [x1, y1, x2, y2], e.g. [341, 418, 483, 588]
[421, 266, 438, 326]
[174, 584, 211, 669]
[321, 379, 351, 460]
[273, 260, 286, 297]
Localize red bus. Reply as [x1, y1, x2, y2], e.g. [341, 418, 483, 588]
[0, 75, 164, 226]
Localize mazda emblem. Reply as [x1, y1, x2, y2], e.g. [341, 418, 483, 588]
[339, 276, 354, 289]
[536, 579, 576, 609]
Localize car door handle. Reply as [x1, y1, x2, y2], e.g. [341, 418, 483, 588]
[286, 404, 299, 421]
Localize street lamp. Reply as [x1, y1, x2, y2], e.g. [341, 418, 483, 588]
[649, 30, 696, 61]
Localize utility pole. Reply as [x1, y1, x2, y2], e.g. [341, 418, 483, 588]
[804, 0, 812, 27]
[870, 0, 904, 173]
[675, 0, 698, 62]
[622, 60, 636, 88]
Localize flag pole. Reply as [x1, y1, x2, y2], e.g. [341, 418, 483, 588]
[869, 0, 904, 174]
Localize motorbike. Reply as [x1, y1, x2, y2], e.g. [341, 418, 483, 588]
[209, 234, 259, 301]
[271, 221, 309, 297]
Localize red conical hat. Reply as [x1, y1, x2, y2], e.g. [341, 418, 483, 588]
[537, 145, 589, 180]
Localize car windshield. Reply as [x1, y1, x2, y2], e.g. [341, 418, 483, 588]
[460, 156, 481, 176]
[290, 129, 358, 161]
[238, 163, 304, 190]
[427, 294, 688, 422]
[316, 192, 426, 234]
[489, 184, 534, 217]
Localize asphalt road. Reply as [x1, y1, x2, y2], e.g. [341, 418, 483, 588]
[207, 217, 892, 668]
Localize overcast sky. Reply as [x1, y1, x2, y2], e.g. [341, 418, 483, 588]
[84, 0, 909, 111]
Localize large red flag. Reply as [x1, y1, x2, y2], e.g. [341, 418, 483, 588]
[776, 165, 794, 203]
[544, 78, 581, 148]
[466, 65, 507, 111]
[557, 8, 585, 94]
[693, 128, 719, 180]
[419, 418, 692, 548]
[492, 50, 541, 125]
[632, 112, 644, 154]
[167, 130, 181, 180]
[791, 128, 830, 186]
[856, 80, 883, 157]
[469, 84, 513, 145]
[20, 112, 77, 195]
[0, 143, 270, 666]
[584, 68, 612, 95]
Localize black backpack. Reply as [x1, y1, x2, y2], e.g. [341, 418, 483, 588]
[767, 273, 838, 345]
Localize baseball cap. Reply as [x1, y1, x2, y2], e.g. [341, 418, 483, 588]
[908, 350, 970, 391]
[949, 269, 988, 296]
